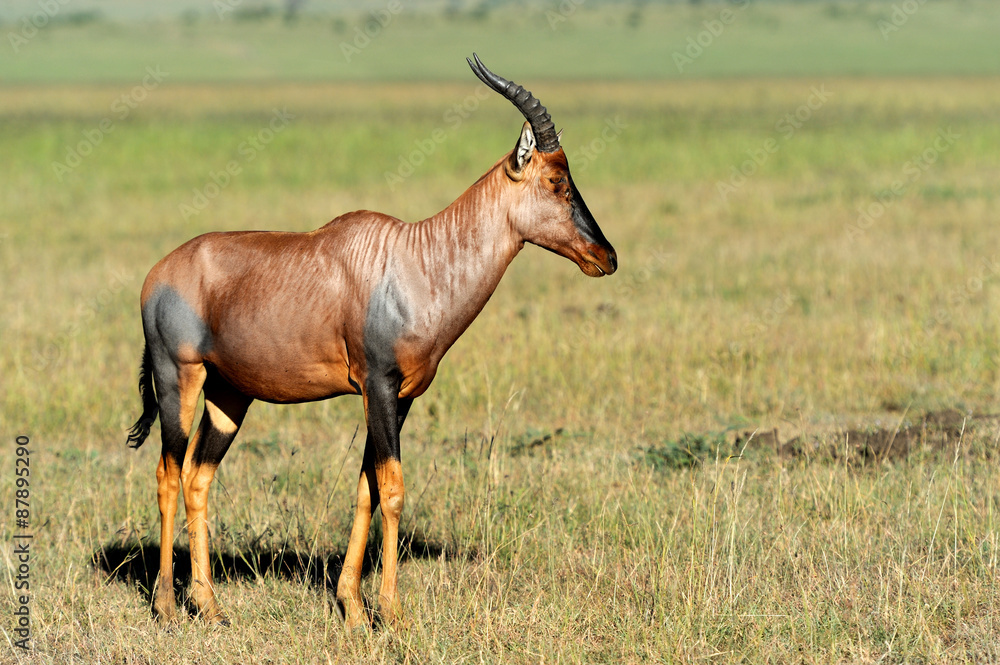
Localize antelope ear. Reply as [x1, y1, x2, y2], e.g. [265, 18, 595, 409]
[506, 121, 535, 181]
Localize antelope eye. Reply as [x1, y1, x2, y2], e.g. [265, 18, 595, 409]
[548, 177, 567, 185]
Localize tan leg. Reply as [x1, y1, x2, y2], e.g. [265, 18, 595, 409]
[153, 453, 181, 620]
[336, 462, 377, 629]
[375, 459, 405, 624]
[180, 379, 250, 624]
[336, 382, 410, 630]
[153, 361, 206, 621]
[181, 460, 225, 622]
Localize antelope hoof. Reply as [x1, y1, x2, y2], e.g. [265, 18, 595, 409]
[205, 611, 231, 627]
[194, 600, 230, 626]
[378, 597, 404, 629]
[344, 608, 371, 632]
[153, 585, 177, 622]
[153, 604, 178, 623]
[336, 597, 370, 632]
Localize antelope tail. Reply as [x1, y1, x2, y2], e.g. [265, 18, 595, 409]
[126, 343, 159, 449]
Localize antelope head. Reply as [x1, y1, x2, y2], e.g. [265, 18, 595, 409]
[468, 54, 618, 277]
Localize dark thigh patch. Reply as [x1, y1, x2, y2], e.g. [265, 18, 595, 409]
[143, 284, 213, 359]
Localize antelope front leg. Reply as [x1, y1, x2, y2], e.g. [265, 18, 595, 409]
[337, 446, 378, 630]
[346, 372, 411, 630]
[375, 458, 405, 624]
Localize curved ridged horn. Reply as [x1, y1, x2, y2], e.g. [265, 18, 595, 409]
[466, 53, 560, 153]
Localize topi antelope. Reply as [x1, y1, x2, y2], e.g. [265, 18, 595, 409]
[126, 54, 617, 628]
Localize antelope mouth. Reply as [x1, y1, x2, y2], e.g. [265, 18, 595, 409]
[580, 249, 618, 277]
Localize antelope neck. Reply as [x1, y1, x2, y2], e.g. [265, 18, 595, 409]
[408, 164, 522, 319]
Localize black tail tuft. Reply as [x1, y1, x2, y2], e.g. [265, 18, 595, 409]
[126, 344, 159, 449]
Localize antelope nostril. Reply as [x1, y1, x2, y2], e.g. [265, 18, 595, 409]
[608, 251, 618, 273]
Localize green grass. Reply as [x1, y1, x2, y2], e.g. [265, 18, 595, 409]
[2, 76, 1000, 663]
[1, 1, 1000, 82]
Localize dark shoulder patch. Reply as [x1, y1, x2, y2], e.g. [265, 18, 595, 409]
[363, 276, 409, 379]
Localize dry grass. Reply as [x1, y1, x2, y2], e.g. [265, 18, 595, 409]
[3, 79, 1000, 663]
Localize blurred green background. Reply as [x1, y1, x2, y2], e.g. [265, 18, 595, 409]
[2, 0, 998, 82]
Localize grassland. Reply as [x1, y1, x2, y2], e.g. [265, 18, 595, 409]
[4, 3, 1000, 662]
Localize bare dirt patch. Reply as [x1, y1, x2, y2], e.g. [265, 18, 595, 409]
[734, 408, 991, 465]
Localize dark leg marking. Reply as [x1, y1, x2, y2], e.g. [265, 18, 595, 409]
[181, 371, 252, 624]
